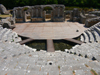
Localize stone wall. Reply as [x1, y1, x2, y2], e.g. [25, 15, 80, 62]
[13, 7, 24, 23]
[89, 11, 100, 16]
[31, 5, 44, 22]
[52, 5, 65, 22]
[13, 4, 65, 22]
[85, 17, 100, 27]
[70, 8, 80, 22]
[70, 8, 98, 25]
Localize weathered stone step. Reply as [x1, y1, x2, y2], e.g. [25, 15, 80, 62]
[85, 30, 94, 42]
[83, 32, 89, 43]
[94, 26, 100, 35]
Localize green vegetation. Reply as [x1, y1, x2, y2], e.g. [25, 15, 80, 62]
[58, 66, 60, 69]
[0, 0, 100, 9]
[25, 38, 80, 51]
[26, 40, 46, 51]
[91, 69, 98, 75]
[0, 15, 12, 18]
[73, 70, 75, 75]
[12, 39, 14, 42]
[85, 64, 89, 67]
[23, 7, 29, 11]
[43, 7, 53, 10]
[73, 70, 75, 73]
[54, 40, 76, 51]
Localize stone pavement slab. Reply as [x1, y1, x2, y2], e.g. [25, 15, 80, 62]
[13, 21, 88, 39]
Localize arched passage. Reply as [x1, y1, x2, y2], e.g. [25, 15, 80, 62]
[22, 6, 31, 22]
[43, 6, 54, 22]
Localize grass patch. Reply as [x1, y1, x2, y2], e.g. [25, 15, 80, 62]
[65, 6, 98, 12]
[73, 70, 75, 73]
[54, 40, 76, 51]
[85, 64, 89, 67]
[43, 7, 53, 10]
[58, 66, 60, 69]
[25, 40, 46, 51]
[23, 7, 29, 11]
[0, 14, 12, 18]
[73, 70, 75, 75]
[91, 69, 98, 75]
[12, 39, 14, 42]
[65, 6, 82, 11]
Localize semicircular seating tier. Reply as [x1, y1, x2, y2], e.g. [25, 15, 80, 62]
[0, 25, 21, 43]
[80, 22, 100, 43]
[0, 24, 99, 74]
[0, 40, 100, 75]
[66, 42, 100, 62]
[0, 8, 100, 74]
[1, 17, 15, 29]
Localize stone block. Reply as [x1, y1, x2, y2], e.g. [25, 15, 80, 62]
[31, 18, 43, 22]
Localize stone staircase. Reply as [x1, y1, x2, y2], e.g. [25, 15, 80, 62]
[80, 22, 100, 43]
[67, 42, 100, 61]
[0, 41, 100, 75]
[0, 22, 100, 75]
[0, 25, 21, 43]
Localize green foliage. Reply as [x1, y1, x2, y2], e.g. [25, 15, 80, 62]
[0, 0, 100, 9]
[91, 69, 98, 75]
[65, 6, 82, 10]
[85, 64, 89, 67]
[43, 7, 53, 10]
[0, 15, 12, 18]
[12, 39, 14, 42]
[73, 70, 75, 73]
[23, 7, 29, 11]
[58, 66, 60, 69]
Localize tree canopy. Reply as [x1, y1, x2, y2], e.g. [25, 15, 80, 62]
[0, 0, 100, 9]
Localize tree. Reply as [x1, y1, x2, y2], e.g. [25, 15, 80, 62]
[0, 0, 100, 9]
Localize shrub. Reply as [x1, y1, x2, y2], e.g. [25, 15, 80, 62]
[23, 7, 29, 11]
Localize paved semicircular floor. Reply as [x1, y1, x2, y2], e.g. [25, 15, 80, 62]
[13, 21, 88, 39]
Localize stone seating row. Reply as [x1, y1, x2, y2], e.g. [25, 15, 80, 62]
[80, 22, 100, 43]
[89, 11, 100, 16]
[0, 17, 15, 29]
[0, 41, 99, 75]
[0, 25, 21, 43]
[0, 42, 36, 59]
[66, 42, 100, 62]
